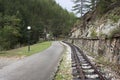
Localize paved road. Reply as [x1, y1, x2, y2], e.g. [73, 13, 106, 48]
[0, 41, 64, 80]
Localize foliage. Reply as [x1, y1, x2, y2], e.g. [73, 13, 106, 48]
[0, 0, 76, 50]
[0, 15, 21, 50]
[97, 0, 120, 15]
[0, 41, 51, 57]
[96, 0, 108, 15]
[110, 14, 120, 22]
[72, 0, 120, 17]
[72, 0, 98, 16]
[90, 28, 97, 37]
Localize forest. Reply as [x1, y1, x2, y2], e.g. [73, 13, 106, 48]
[0, 0, 76, 50]
[0, 0, 120, 50]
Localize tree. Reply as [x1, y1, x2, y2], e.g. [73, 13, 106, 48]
[0, 0, 76, 50]
[0, 15, 21, 50]
[72, 0, 99, 17]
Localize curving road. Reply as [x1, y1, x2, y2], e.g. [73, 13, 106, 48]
[0, 41, 64, 80]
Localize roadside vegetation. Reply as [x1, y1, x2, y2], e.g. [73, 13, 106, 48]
[0, 0, 76, 51]
[54, 46, 72, 80]
[0, 41, 51, 57]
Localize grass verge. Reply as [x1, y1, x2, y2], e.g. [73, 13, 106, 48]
[0, 41, 52, 57]
[54, 45, 72, 80]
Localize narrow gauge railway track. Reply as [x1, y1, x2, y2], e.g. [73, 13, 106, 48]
[63, 42, 108, 80]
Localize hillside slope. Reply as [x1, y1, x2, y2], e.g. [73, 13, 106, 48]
[70, 2, 120, 78]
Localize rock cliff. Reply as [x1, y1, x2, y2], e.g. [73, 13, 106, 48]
[70, 5, 120, 66]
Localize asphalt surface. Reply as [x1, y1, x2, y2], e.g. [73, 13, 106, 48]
[0, 41, 64, 80]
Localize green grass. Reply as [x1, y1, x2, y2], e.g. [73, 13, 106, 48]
[0, 41, 52, 57]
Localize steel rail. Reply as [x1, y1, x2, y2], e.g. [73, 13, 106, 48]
[63, 41, 108, 80]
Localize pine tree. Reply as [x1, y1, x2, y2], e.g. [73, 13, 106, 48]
[72, 0, 99, 17]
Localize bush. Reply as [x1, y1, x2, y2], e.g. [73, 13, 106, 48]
[0, 25, 20, 50]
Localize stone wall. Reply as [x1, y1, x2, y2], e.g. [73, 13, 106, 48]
[68, 37, 120, 64]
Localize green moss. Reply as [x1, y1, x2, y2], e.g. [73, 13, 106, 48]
[90, 29, 97, 37]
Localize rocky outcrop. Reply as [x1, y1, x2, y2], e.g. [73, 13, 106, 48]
[70, 6, 120, 64]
